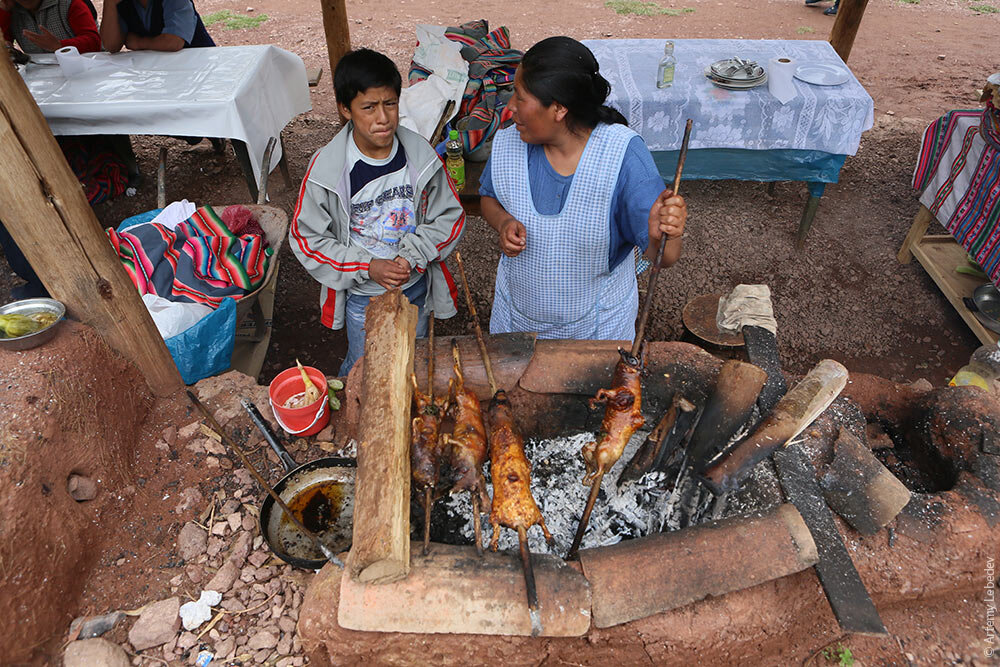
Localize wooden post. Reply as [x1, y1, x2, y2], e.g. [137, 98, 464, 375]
[347, 290, 417, 584]
[319, 0, 351, 90]
[829, 0, 869, 63]
[0, 54, 183, 396]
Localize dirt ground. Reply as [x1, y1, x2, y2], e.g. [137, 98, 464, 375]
[2, 0, 1000, 664]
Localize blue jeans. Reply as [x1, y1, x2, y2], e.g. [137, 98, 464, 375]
[339, 277, 429, 376]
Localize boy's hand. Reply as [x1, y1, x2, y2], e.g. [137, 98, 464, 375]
[370, 257, 410, 290]
[499, 218, 527, 257]
[648, 189, 686, 243]
[23, 27, 62, 52]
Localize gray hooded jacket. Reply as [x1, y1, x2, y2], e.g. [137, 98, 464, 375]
[289, 123, 465, 329]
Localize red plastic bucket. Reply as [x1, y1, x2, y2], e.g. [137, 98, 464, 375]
[268, 366, 330, 436]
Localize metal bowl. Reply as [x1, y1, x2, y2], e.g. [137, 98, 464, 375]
[0, 298, 66, 351]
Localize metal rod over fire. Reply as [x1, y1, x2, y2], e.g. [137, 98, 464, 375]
[568, 119, 694, 561]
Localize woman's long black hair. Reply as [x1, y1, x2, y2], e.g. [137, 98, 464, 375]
[519, 36, 627, 134]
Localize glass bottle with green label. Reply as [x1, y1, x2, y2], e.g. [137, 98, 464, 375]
[656, 41, 676, 89]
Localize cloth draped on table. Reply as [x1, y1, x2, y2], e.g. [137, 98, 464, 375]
[912, 102, 1000, 283]
[107, 205, 272, 308]
[409, 19, 521, 154]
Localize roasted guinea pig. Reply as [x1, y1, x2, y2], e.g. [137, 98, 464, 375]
[487, 390, 552, 549]
[410, 373, 449, 492]
[445, 348, 490, 505]
[581, 349, 646, 484]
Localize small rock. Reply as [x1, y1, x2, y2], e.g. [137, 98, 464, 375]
[128, 597, 180, 651]
[314, 424, 335, 442]
[276, 657, 296, 667]
[175, 487, 203, 514]
[886, 110, 895, 116]
[204, 438, 227, 456]
[252, 535, 264, 551]
[230, 532, 253, 565]
[246, 5, 254, 11]
[233, 469, 253, 487]
[248, 630, 278, 650]
[936, 54, 945, 60]
[179, 421, 202, 439]
[226, 512, 243, 532]
[205, 456, 220, 468]
[255, 648, 274, 663]
[205, 560, 239, 593]
[248, 550, 270, 568]
[177, 522, 207, 561]
[69, 611, 126, 639]
[278, 617, 295, 634]
[64, 638, 130, 667]
[67, 474, 98, 501]
[219, 457, 233, 470]
[240, 565, 258, 583]
[214, 635, 236, 657]
[186, 439, 206, 454]
[206, 537, 225, 558]
[255, 566, 275, 582]
[276, 633, 292, 655]
[154, 439, 169, 451]
[211, 521, 228, 537]
[221, 499, 241, 514]
[170, 574, 184, 587]
[161, 425, 177, 447]
[175, 631, 199, 650]
[241, 514, 256, 531]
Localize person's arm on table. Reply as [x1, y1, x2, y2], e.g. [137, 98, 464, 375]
[124, 31, 183, 51]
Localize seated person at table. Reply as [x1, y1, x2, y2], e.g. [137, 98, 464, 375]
[290, 48, 465, 375]
[0, 0, 100, 54]
[100, 0, 214, 52]
[480, 36, 687, 341]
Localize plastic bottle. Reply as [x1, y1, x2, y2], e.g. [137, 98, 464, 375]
[656, 41, 676, 89]
[445, 129, 465, 189]
[949, 342, 1000, 392]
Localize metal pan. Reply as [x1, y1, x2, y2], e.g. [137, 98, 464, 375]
[243, 400, 356, 569]
[964, 283, 1000, 334]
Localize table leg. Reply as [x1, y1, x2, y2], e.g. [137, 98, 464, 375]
[766, 182, 776, 196]
[279, 135, 293, 191]
[156, 147, 167, 209]
[231, 139, 259, 203]
[796, 182, 827, 249]
[896, 204, 935, 264]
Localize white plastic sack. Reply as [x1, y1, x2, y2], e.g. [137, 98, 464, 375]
[150, 199, 197, 229]
[399, 24, 468, 141]
[142, 294, 214, 339]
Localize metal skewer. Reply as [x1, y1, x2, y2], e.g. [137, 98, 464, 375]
[569, 120, 694, 560]
[454, 250, 543, 633]
[452, 338, 485, 556]
[186, 390, 343, 567]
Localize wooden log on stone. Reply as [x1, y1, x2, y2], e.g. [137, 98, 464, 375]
[347, 290, 417, 584]
[579, 504, 818, 628]
[687, 360, 768, 470]
[819, 427, 911, 535]
[701, 359, 848, 495]
[0, 53, 182, 396]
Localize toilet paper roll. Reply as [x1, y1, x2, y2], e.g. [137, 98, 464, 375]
[55, 46, 89, 77]
[768, 57, 797, 105]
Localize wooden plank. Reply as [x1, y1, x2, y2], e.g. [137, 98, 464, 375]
[896, 204, 935, 264]
[773, 444, 888, 636]
[319, 0, 350, 89]
[338, 542, 591, 636]
[910, 236, 999, 346]
[0, 54, 182, 396]
[347, 291, 417, 584]
[306, 67, 323, 87]
[828, 0, 870, 63]
[579, 504, 818, 628]
[687, 360, 767, 470]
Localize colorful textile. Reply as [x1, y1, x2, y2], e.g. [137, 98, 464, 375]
[409, 20, 521, 154]
[107, 205, 272, 308]
[912, 107, 1000, 284]
[58, 136, 129, 205]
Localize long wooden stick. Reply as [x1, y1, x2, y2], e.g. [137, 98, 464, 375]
[631, 119, 694, 358]
[472, 492, 483, 556]
[453, 251, 498, 395]
[567, 472, 603, 560]
[423, 487, 433, 556]
[186, 391, 342, 566]
[423, 314, 435, 557]
[518, 526, 542, 636]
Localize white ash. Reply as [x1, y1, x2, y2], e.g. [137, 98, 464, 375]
[441, 429, 665, 555]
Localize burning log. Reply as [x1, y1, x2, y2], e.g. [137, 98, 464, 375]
[347, 290, 417, 584]
[410, 316, 449, 556]
[686, 359, 768, 470]
[617, 394, 696, 487]
[700, 359, 848, 495]
[819, 427, 911, 535]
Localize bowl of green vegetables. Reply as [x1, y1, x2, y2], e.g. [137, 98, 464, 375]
[0, 298, 65, 351]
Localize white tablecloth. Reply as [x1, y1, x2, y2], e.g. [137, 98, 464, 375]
[21, 45, 311, 183]
[583, 39, 874, 156]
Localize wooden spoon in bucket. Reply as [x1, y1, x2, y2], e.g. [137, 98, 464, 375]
[186, 390, 344, 568]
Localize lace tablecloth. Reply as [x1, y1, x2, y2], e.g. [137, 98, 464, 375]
[21, 45, 311, 183]
[582, 39, 874, 156]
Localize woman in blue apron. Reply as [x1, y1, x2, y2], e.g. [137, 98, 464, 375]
[478, 36, 687, 342]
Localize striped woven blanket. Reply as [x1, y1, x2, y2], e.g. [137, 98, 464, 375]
[409, 19, 521, 154]
[107, 206, 272, 308]
[912, 106, 1000, 283]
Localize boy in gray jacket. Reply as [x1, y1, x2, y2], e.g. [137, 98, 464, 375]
[290, 49, 465, 375]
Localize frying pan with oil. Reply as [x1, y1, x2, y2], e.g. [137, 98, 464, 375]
[244, 400, 355, 569]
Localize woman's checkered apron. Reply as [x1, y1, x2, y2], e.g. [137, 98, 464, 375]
[489, 123, 639, 341]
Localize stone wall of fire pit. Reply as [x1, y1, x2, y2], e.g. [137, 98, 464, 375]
[300, 340, 1000, 664]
